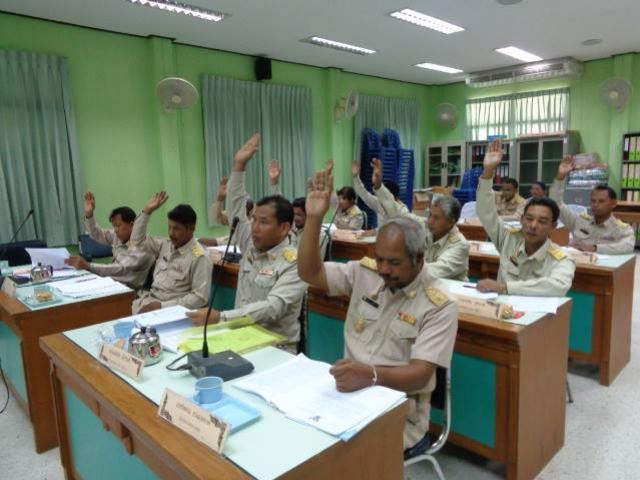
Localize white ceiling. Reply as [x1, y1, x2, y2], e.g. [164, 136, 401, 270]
[1, 0, 639, 85]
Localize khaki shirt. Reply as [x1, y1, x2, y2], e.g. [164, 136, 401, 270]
[84, 216, 154, 289]
[335, 205, 365, 230]
[131, 213, 212, 313]
[325, 259, 458, 448]
[550, 180, 635, 254]
[494, 191, 526, 219]
[353, 176, 408, 225]
[478, 178, 576, 296]
[225, 172, 306, 344]
[375, 184, 470, 281]
[290, 227, 329, 261]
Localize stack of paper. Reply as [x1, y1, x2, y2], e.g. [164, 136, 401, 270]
[26, 248, 70, 269]
[233, 354, 406, 439]
[52, 275, 129, 298]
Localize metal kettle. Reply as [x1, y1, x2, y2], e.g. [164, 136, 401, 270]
[30, 263, 53, 283]
[128, 326, 163, 366]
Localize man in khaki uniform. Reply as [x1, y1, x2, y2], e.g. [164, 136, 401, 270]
[494, 178, 526, 219]
[291, 197, 330, 260]
[187, 134, 307, 351]
[298, 169, 458, 458]
[476, 140, 576, 296]
[550, 157, 635, 254]
[65, 192, 154, 289]
[335, 186, 366, 230]
[352, 160, 408, 225]
[372, 160, 470, 281]
[130, 193, 212, 313]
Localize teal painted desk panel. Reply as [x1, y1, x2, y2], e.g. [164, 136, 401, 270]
[66, 387, 159, 480]
[0, 322, 27, 403]
[213, 285, 237, 311]
[567, 290, 595, 354]
[307, 312, 345, 364]
[431, 353, 497, 449]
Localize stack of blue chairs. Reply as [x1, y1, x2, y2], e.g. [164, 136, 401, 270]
[452, 168, 482, 206]
[356, 128, 415, 229]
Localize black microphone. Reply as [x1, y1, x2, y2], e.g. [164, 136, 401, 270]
[202, 216, 239, 358]
[0, 209, 34, 265]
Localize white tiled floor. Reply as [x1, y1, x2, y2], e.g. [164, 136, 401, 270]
[1, 253, 638, 479]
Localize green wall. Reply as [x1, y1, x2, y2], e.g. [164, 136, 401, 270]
[2, 11, 639, 237]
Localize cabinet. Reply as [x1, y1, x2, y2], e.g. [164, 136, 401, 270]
[515, 132, 580, 198]
[466, 140, 514, 189]
[425, 142, 465, 187]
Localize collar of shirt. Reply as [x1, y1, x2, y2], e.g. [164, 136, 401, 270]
[592, 215, 616, 229]
[248, 237, 290, 263]
[515, 236, 551, 262]
[171, 237, 198, 257]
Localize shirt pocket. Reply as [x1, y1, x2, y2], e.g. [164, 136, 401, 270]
[500, 258, 520, 279]
[389, 318, 420, 360]
[254, 273, 277, 289]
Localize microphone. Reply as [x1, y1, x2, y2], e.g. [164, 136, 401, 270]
[202, 216, 239, 358]
[0, 209, 34, 265]
[319, 206, 339, 261]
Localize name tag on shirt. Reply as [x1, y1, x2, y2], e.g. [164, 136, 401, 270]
[258, 268, 274, 276]
[358, 298, 379, 318]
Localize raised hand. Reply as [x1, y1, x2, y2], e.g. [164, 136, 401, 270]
[324, 159, 334, 177]
[305, 170, 333, 219]
[483, 139, 504, 173]
[306, 177, 314, 194]
[83, 192, 96, 218]
[233, 133, 260, 169]
[268, 159, 281, 185]
[557, 155, 575, 181]
[143, 191, 169, 215]
[217, 176, 229, 199]
[351, 161, 361, 177]
[371, 158, 383, 189]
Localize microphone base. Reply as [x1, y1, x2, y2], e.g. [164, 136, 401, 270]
[187, 349, 254, 380]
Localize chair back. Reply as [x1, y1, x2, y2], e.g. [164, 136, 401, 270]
[459, 201, 477, 219]
[78, 234, 113, 261]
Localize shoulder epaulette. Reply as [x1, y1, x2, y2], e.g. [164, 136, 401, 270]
[425, 287, 450, 308]
[547, 245, 567, 260]
[615, 219, 629, 229]
[448, 233, 461, 244]
[192, 245, 205, 257]
[580, 212, 593, 221]
[283, 248, 297, 264]
[359, 256, 377, 271]
[515, 196, 525, 204]
[508, 226, 522, 234]
[349, 207, 358, 217]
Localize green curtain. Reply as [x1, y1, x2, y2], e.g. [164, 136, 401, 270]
[353, 94, 422, 186]
[0, 49, 83, 245]
[202, 76, 313, 226]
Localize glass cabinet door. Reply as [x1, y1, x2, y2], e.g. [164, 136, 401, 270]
[541, 139, 563, 184]
[428, 146, 443, 186]
[446, 145, 462, 187]
[518, 141, 540, 197]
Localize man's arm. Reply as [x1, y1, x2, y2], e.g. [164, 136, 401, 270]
[506, 258, 576, 296]
[82, 192, 115, 245]
[268, 159, 281, 195]
[375, 182, 425, 225]
[352, 161, 381, 213]
[549, 156, 579, 231]
[330, 358, 436, 393]
[89, 248, 154, 279]
[210, 176, 230, 226]
[595, 224, 636, 254]
[427, 241, 470, 280]
[477, 140, 507, 251]
[161, 254, 212, 309]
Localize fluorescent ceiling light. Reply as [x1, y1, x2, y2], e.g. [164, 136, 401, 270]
[302, 36, 376, 55]
[415, 62, 463, 74]
[390, 9, 464, 34]
[124, 0, 226, 22]
[495, 46, 543, 62]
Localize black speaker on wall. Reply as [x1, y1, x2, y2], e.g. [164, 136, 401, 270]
[255, 57, 272, 81]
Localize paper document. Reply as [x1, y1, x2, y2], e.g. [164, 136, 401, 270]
[26, 248, 70, 269]
[449, 283, 498, 301]
[207, 245, 242, 254]
[178, 325, 285, 354]
[500, 295, 566, 314]
[233, 354, 406, 438]
[52, 275, 129, 298]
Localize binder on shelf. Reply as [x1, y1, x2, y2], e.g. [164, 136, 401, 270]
[624, 136, 630, 160]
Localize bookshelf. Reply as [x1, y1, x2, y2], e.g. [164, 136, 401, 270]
[466, 140, 513, 190]
[622, 132, 640, 202]
[425, 142, 465, 188]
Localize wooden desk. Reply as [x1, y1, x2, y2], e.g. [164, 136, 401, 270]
[468, 252, 636, 385]
[330, 238, 376, 261]
[40, 333, 407, 480]
[307, 290, 572, 480]
[0, 289, 135, 452]
[458, 222, 570, 246]
[614, 201, 640, 224]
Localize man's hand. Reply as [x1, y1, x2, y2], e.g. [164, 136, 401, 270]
[84, 192, 96, 218]
[143, 191, 169, 215]
[306, 170, 333, 220]
[306, 177, 314, 194]
[329, 359, 375, 392]
[371, 158, 383, 190]
[351, 161, 361, 177]
[233, 133, 260, 170]
[64, 256, 89, 270]
[268, 160, 281, 186]
[217, 176, 229, 201]
[138, 301, 162, 313]
[482, 139, 503, 177]
[571, 240, 596, 253]
[557, 155, 574, 181]
[186, 308, 221, 326]
[476, 279, 507, 294]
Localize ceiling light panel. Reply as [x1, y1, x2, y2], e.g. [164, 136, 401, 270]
[415, 62, 463, 74]
[302, 36, 376, 55]
[390, 9, 464, 34]
[124, 0, 226, 22]
[495, 46, 543, 62]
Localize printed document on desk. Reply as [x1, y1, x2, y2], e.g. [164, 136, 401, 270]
[233, 354, 405, 438]
[51, 275, 128, 298]
[26, 248, 70, 269]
